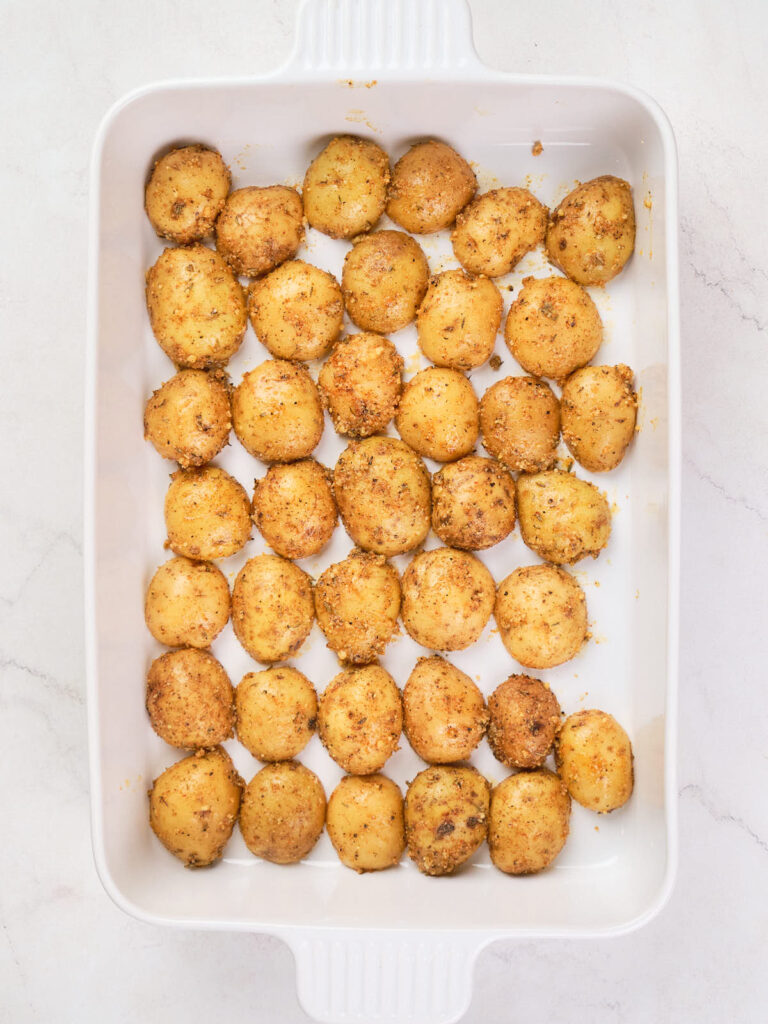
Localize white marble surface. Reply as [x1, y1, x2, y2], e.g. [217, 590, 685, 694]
[2, 0, 767, 1021]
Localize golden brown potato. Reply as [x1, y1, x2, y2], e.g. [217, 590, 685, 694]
[334, 437, 431, 556]
[555, 709, 634, 812]
[149, 747, 243, 867]
[239, 761, 326, 864]
[386, 140, 476, 234]
[215, 185, 304, 277]
[516, 471, 611, 565]
[342, 230, 429, 334]
[494, 564, 587, 669]
[146, 648, 234, 750]
[318, 333, 403, 438]
[487, 674, 561, 769]
[146, 244, 247, 369]
[431, 455, 516, 550]
[561, 364, 638, 472]
[145, 556, 230, 649]
[318, 665, 402, 775]
[303, 136, 390, 239]
[164, 466, 251, 561]
[231, 554, 314, 664]
[479, 376, 560, 474]
[451, 187, 548, 278]
[144, 369, 231, 468]
[326, 774, 405, 872]
[401, 547, 495, 651]
[251, 459, 337, 560]
[416, 269, 502, 371]
[489, 768, 570, 875]
[395, 367, 479, 463]
[546, 175, 636, 286]
[247, 260, 343, 361]
[235, 666, 317, 762]
[232, 359, 323, 462]
[404, 765, 489, 876]
[145, 145, 230, 244]
[403, 656, 488, 764]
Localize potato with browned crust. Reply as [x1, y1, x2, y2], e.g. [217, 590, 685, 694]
[146, 648, 235, 750]
[145, 145, 230, 244]
[164, 466, 251, 561]
[480, 376, 560, 474]
[232, 359, 323, 462]
[145, 557, 230, 649]
[342, 230, 429, 334]
[327, 774, 405, 873]
[318, 333, 403, 438]
[251, 459, 337, 560]
[561, 364, 638, 472]
[487, 675, 561, 769]
[431, 456, 516, 551]
[318, 665, 402, 775]
[216, 185, 304, 277]
[303, 136, 390, 239]
[555, 709, 634, 812]
[386, 140, 476, 234]
[489, 769, 570, 875]
[403, 656, 488, 764]
[516, 471, 611, 565]
[231, 554, 314, 664]
[416, 269, 502, 371]
[404, 765, 489, 876]
[240, 761, 326, 864]
[235, 667, 317, 762]
[452, 187, 548, 278]
[395, 367, 479, 463]
[144, 369, 231, 468]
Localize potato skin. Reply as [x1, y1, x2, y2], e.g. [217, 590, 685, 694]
[318, 665, 402, 775]
[480, 376, 560, 473]
[144, 369, 231, 468]
[342, 230, 429, 334]
[232, 359, 323, 462]
[145, 556, 230, 649]
[386, 140, 476, 234]
[327, 774, 405, 872]
[555, 709, 634, 812]
[416, 270, 502, 371]
[431, 456, 516, 551]
[404, 765, 490, 876]
[487, 674, 561, 769]
[403, 656, 488, 764]
[231, 555, 314, 664]
[561, 364, 637, 472]
[215, 185, 304, 277]
[451, 187, 548, 278]
[145, 145, 230, 244]
[235, 667, 317, 762]
[146, 648, 235, 750]
[164, 466, 251, 561]
[303, 136, 390, 239]
[318, 332, 403, 438]
[239, 761, 326, 864]
[251, 459, 337, 560]
[489, 768, 570, 875]
[516, 471, 611, 565]
[395, 367, 479, 463]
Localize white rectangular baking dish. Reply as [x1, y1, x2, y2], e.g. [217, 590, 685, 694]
[85, 2, 680, 1021]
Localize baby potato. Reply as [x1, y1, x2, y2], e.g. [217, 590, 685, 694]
[334, 437, 431, 556]
[303, 135, 390, 239]
[314, 551, 401, 665]
[561, 364, 638, 472]
[516, 471, 611, 565]
[431, 456, 516, 550]
[480, 376, 560, 473]
[145, 144, 230, 244]
[231, 554, 314, 664]
[251, 459, 337, 560]
[247, 260, 343, 361]
[232, 359, 323, 462]
[403, 656, 488, 764]
[216, 185, 304, 277]
[404, 765, 490, 876]
[494, 564, 587, 669]
[235, 666, 317, 762]
[145, 556, 230, 649]
[451, 187, 548, 278]
[395, 367, 479, 463]
[149, 747, 243, 868]
[555, 709, 634, 812]
[504, 276, 603, 384]
[146, 244, 247, 369]
[546, 175, 636, 286]
[146, 648, 234, 750]
[144, 369, 231, 468]
[401, 547, 495, 651]
[327, 774, 405, 872]
[416, 269, 502, 371]
[318, 332, 403, 438]
[342, 230, 429, 334]
[386, 140, 476, 234]
[318, 665, 402, 775]
[164, 466, 251, 561]
[239, 761, 326, 864]
[489, 768, 571, 875]
[487, 674, 561, 769]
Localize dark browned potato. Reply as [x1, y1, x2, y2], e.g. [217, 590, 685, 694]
[326, 774, 405, 872]
[386, 140, 476, 234]
[487, 674, 561, 769]
[318, 333, 403, 438]
[561, 364, 638, 472]
[145, 145, 230, 244]
[342, 230, 429, 334]
[144, 370, 231, 468]
[479, 376, 560, 474]
[516, 471, 611, 565]
[416, 269, 502, 371]
[404, 765, 489, 876]
[164, 466, 251, 561]
[395, 367, 479, 463]
[145, 557, 230, 649]
[489, 769, 571, 875]
[231, 554, 314, 664]
[303, 136, 390, 239]
[318, 665, 402, 775]
[146, 648, 234, 750]
[216, 185, 304, 277]
[232, 359, 324, 462]
[239, 761, 326, 864]
[251, 459, 337, 560]
[555, 709, 634, 812]
[403, 656, 488, 763]
[451, 187, 548, 278]
[431, 455, 516, 550]
[235, 667, 317, 762]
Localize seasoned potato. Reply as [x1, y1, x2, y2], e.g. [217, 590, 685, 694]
[149, 747, 243, 867]
[251, 459, 337, 560]
[401, 547, 495, 651]
[494, 564, 587, 669]
[164, 466, 251, 561]
[451, 187, 548, 278]
[404, 765, 489, 876]
[334, 437, 431, 556]
[546, 175, 636, 286]
[416, 269, 502, 371]
[232, 359, 323, 462]
[235, 666, 317, 762]
[144, 369, 231, 468]
[516, 471, 611, 565]
[247, 260, 343, 361]
[318, 665, 402, 775]
[239, 761, 326, 864]
[342, 230, 429, 333]
[314, 551, 401, 665]
[403, 656, 488, 763]
[555, 709, 634, 812]
[561, 364, 638, 472]
[318, 332, 403, 438]
[146, 244, 246, 369]
[489, 769, 570, 875]
[487, 674, 561, 769]
[231, 554, 314, 664]
[145, 556, 230, 649]
[505, 276, 603, 384]
[216, 185, 304, 277]
[386, 140, 476, 234]
[146, 648, 234, 750]
[395, 367, 479, 463]
[480, 376, 560, 473]
[327, 774, 405, 872]
[145, 144, 230, 244]
[431, 455, 516, 550]
[303, 136, 390, 239]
